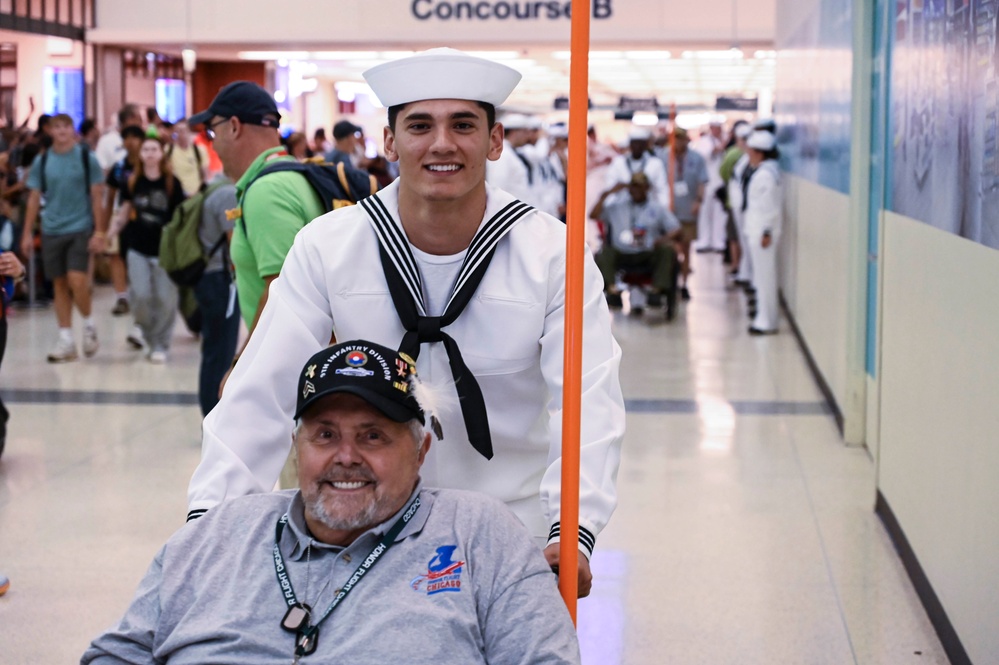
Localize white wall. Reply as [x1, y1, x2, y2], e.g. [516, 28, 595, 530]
[780, 174, 851, 420]
[88, 0, 775, 45]
[878, 212, 999, 664]
[0, 30, 85, 127]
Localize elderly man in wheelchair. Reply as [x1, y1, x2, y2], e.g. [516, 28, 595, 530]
[591, 172, 682, 320]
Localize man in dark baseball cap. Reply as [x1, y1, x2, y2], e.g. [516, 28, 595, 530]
[324, 119, 363, 166]
[188, 81, 281, 129]
[294, 340, 427, 426]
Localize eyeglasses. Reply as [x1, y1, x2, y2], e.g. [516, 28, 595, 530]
[205, 117, 231, 141]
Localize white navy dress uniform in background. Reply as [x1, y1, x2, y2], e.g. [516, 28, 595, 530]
[486, 114, 562, 218]
[188, 48, 626, 559]
[743, 130, 783, 333]
[604, 128, 670, 210]
[486, 113, 535, 204]
[728, 123, 754, 283]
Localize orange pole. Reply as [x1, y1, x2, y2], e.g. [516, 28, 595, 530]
[559, 0, 590, 623]
[668, 102, 676, 213]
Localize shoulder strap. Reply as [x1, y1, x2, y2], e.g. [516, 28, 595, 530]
[40, 150, 48, 194]
[81, 145, 91, 201]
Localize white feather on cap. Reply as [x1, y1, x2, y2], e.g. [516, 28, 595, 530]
[363, 47, 522, 107]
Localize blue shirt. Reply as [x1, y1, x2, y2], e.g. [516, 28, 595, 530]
[601, 197, 680, 254]
[26, 144, 103, 235]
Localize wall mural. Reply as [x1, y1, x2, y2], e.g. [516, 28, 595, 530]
[890, 0, 999, 249]
[775, 0, 853, 195]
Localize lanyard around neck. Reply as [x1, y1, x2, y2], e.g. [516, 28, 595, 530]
[273, 494, 421, 637]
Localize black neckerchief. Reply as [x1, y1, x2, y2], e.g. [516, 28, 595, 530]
[359, 192, 534, 459]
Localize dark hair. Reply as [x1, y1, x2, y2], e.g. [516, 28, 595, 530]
[79, 118, 97, 136]
[387, 101, 496, 132]
[118, 104, 141, 128]
[120, 125, 146, 141]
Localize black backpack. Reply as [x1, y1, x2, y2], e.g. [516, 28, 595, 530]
[239, 159, 378, 234]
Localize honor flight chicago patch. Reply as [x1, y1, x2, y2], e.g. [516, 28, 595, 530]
[411, 546, 465, 595]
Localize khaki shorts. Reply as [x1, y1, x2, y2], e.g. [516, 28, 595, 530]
[680, 221, 698, 243]
[41, 230, 91, 279]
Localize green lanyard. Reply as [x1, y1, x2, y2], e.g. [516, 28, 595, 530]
[273, 494, 421, 659]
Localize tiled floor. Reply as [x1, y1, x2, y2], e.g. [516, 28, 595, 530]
[0, 254, 947, 664]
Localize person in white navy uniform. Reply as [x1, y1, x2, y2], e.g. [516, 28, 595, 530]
[604, 128, 670, 210]
[742, 130, 783, 335]
[486, 113, 561, 218]
[187, 48, 626, 597]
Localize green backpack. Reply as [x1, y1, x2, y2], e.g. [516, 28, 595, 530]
[159, 180, 229, 288]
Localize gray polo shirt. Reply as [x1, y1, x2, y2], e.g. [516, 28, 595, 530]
[601, 197, 680, 254]
[199, 175, 238, 274]
[82, 487, 580, 665]
[667, 149, 709, 223]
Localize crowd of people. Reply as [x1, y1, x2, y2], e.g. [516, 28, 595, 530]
[1, 51, 783, 662]
[482, 110, 783, 328]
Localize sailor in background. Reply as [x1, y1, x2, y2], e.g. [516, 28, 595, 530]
[604, 128, 670, 210]
[486, 113, 534, 203]
[742, 130, 783, 335]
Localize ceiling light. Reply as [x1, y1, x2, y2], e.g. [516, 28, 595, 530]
[238, 51, 308, 61]
[310, 51, 377, 60]
[681, 49, 745, 60]
[466, 51, 520, 59]
[626, 51, 672, 60]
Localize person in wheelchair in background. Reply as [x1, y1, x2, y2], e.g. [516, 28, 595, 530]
[591, 172, 682, 319]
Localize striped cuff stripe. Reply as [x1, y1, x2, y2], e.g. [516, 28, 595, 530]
[547, 522, 596, 556]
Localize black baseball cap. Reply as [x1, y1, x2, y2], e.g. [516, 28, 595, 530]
[332, 119, 362, 140]
[189, 81, 281, 128]
[295, 341, 424, 424]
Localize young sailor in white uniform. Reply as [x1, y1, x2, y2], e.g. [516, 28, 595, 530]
[742, 130, 783, 334]
[187, 48, 626, 596]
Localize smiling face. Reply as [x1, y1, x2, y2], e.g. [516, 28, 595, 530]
[295, 393, 429, 546]
[383, 99, 503, 206]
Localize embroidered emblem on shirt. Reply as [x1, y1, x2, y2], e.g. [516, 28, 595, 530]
[302, 380, 316, 400]
[225, 206, 242, 222]
[346, 351, 368, 367]
[410, 545, 465, 595]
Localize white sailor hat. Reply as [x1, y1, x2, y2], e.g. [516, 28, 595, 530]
[501, 113, 531, 130]
[734, 123, 753, 139]
[363, 47, 522, 108]
[746, 130, 776, 151]
[628, 128, 652, 141]
[526, 116, 544, 130]
[754, 117, 777, 131]
[548, 123, 569, 139]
